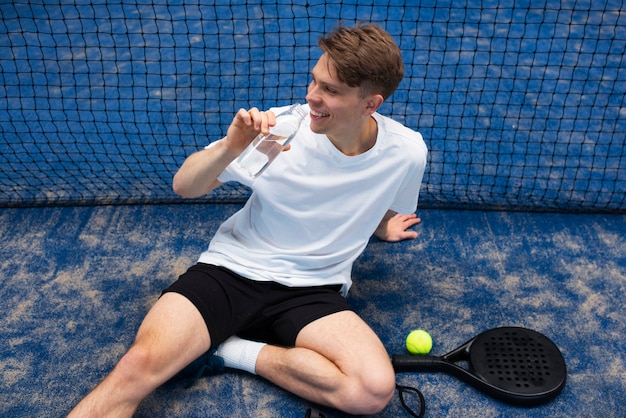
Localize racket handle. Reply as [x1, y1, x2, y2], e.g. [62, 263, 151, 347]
[392, 354, 447, 373]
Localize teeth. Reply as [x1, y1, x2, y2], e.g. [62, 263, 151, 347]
[311, 109, 329, 117]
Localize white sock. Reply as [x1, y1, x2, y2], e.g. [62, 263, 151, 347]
[215, 336, 266, 375]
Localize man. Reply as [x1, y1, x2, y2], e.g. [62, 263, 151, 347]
[69, 23, 427, 416]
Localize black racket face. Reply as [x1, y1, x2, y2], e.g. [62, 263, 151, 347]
[469, 327, 567, 397]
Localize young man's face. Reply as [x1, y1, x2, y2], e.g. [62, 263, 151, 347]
[305, 53, 374, 144]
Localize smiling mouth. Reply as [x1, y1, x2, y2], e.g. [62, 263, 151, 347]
[310, 109, 329, 118]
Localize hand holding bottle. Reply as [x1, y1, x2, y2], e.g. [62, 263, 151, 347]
[224, 107, 278, 155]
[236, 103, 307, 178]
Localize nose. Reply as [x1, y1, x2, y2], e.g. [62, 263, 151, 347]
[305, 82, 319, 104]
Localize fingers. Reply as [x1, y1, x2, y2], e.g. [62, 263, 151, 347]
[235, 108, 275, 135]
[394, 213, 421, 227]
[404, 230, 419, 240]
[391, 213, 421, 242]
[374, 212, 421, 242]
[227, 108, 277, 153]
[265, 110, 276, 133]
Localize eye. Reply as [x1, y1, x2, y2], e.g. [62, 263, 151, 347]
[309, 76, 338, 95]
[324, 85, 337, 94]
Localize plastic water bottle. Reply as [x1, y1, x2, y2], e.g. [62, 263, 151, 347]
[235, 103, 308, 178]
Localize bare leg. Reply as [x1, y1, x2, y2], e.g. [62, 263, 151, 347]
[255, 310, 396, 415]
[68, 292, 211, 418]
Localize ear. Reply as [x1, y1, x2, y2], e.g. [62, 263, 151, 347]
[364, 94, 384, 115]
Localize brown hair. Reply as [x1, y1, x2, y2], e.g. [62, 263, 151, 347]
[318, 23, 404, 100]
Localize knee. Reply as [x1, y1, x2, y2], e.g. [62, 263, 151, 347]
[339, 364, 396, 415]
[114, 343, 161, 385]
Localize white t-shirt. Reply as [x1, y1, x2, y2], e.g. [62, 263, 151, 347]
[198, 104, 427, 295]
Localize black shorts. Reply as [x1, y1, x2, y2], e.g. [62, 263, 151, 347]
[162, 263, 352, 348]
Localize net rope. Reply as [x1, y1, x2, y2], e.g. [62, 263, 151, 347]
[1, 0, 624, 211]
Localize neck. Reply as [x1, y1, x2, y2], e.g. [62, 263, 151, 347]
[329, 116, 378, 156]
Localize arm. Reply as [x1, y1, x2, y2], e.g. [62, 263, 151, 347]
[172, 108, 276, 198]
[374, 210, 421, 242]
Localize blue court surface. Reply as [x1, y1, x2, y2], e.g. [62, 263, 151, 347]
[1, 0, 625, 417]
[1, 204, 625, 417]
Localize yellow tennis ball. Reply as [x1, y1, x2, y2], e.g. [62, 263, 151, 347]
[406, 329, 432, 355]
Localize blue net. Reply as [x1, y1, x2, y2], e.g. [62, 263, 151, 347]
[1, 0, 624, 211]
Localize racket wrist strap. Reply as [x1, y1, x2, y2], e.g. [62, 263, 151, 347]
[396, 383, 425, 418]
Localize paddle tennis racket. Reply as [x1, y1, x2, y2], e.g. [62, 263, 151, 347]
[392, 327, 566, 406]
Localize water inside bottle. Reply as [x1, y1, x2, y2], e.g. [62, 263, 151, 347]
[236, 134, 287, 178]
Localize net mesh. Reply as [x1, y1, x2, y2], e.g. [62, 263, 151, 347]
[1, 0, 625, 211]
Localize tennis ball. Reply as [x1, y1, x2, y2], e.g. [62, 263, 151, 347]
[406, 329, 432, 355]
